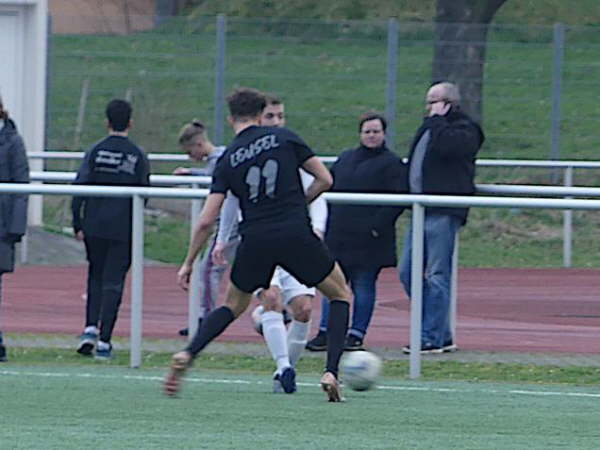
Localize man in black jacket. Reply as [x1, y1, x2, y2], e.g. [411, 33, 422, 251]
[400, 81, 484, 354]
[72, 99, 150, 360]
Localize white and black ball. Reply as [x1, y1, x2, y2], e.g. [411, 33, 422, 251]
[340, 351, 383, 391]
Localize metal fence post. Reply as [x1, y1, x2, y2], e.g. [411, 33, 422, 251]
[188, 184, 203, 339]
[130, 194, 144, 368]
[563, 166, 573, 267]
[550, 23, 565, 182]
[409, 202, 424, 379]
[450, 233, 459, 341]
[214, 14, 227, 145]
[385, 18, 399, 152]
[19, 235, 28, 265]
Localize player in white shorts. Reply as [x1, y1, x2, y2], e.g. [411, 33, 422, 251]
[212, 95, 327, 393]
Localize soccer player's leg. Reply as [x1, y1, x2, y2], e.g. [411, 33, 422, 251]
[165, 237, 273, 397]
[164, 282, 253, 397]
[316, 263, 351, 402]
[279, 232, 350, 402]
[282, 272, 314, 369]
[258, 282, 296, 394]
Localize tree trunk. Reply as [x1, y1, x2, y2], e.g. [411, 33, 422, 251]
[432, 0, 509, 123]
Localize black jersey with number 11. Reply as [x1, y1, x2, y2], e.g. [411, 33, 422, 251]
[210, 125, 314, 237]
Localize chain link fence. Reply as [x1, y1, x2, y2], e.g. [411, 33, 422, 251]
[46, 15, 600, 161]
[43, 14, 600, 268]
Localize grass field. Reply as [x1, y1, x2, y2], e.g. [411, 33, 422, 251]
[3, 362, 600, 449]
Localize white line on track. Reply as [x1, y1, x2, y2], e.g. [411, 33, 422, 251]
[1, 369, 599, 399]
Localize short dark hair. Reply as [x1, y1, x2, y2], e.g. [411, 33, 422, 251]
[264, 92, 283, 106]
[106, 99, 132, 132]
[358, 112, 387, 133]
[227, 87, 267, 121]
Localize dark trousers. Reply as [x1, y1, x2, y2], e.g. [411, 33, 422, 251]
[84, 236, 131, 343]
[0, 274, 3, 342]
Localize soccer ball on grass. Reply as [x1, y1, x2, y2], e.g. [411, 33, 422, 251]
[340, 350, 382, 391]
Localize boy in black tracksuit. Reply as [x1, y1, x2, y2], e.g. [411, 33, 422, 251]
[72, 99, 150, 359]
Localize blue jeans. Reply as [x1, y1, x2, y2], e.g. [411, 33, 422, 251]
[399, 213, 462, 348]
[319, 267, 381, 339]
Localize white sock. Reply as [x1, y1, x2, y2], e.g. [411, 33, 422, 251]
[287, 319, 310, 368]
[84, 326, 99, 335]
[261, 311, 290, 374]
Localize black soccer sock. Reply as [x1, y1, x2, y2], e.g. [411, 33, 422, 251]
[325, 300, 349, 378]
[185, 306, 235, 358]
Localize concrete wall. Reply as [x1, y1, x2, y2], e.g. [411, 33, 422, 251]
[49, 0, 157, 34]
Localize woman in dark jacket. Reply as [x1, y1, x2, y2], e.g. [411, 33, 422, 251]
[306, 112, 407, 351]
[0, 97, 29, 362]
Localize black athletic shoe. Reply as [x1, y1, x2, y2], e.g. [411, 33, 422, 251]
[305, 331, 327, 352]
[0, 343, 6, 362]
[402, 342, 443, 354]
[178, 318, 203, 337]
[442, 340, 457, 353]
[76, 331, 98, 356]
[344, 335, 364, 351]
[278, 367, 297, 394]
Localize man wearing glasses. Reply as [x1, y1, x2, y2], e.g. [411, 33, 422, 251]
[400, 81, 485, 354]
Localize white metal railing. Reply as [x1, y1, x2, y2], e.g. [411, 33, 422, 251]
[28, 151, 600, 169]
[31, 153, 595, 268]
[3, 182, 600, 378]
[29, 151, 190, 162]
[30, 170, 598, 267]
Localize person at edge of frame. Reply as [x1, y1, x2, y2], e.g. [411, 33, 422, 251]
[0, 95, 30, 362]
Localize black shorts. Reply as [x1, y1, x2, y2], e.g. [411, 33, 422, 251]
[230, 229, 335, 293]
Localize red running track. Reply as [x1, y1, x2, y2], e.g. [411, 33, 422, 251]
[2, 266, 600, 353]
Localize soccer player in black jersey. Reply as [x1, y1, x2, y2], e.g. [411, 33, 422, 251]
[164, 88, 351, 402]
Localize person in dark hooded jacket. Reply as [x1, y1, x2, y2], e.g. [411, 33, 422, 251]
[400, 81, 484, 354]
[306, 112, 407, 351]
[0, 97, 29, 362]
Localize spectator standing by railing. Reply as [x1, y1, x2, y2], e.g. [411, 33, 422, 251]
[0, 96, 29, 362]
[306, 112, 407, 352]
[72, 99, 150, 360]
[400, 81, 484, 354]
